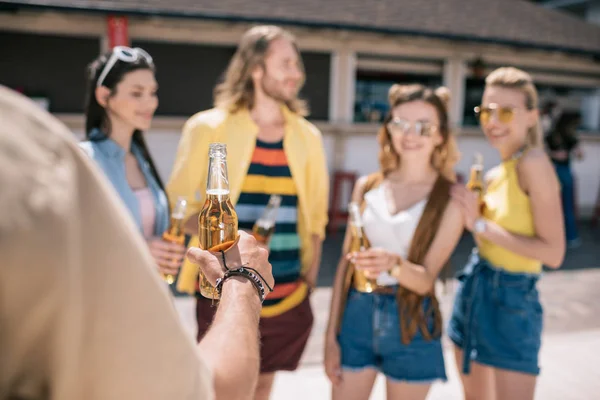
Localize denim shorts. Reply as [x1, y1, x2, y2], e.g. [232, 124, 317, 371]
[448, 250, 543, 376]
[338, 288, 447, 383]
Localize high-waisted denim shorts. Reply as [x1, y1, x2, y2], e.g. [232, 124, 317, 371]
[448, 250, 543, 376]
[338, 288, 447, 383]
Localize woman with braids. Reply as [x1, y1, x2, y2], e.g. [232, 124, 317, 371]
[79, 46, 185, 280]
[324, 84, 464, 400]
[449, 67, 565, 400]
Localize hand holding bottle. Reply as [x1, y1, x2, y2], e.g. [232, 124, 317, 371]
[147, 237, 186, 278]
[187, 230, 274, 290]
[348, 248, 400, 279]
[159, 196, 188, 284]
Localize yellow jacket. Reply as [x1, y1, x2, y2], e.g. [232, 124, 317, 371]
[167, 106, 329, 295]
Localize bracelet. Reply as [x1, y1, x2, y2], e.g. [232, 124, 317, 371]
[215, 266, 271, 302]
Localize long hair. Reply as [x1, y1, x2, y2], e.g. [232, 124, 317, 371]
[377, 84, 460, 182]
[214, 25, 308, 116]
[553, 111, 581, 139]
[485, 67, 542, 148]
[84, 49, 166, 196]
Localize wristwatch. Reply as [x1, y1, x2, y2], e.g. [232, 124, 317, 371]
[473, 217, 487, 234]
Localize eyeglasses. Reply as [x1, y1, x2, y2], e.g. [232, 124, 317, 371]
[96, 46, 153, 88]
[474, 104, 520, 125]
[386, 118, 438, 137]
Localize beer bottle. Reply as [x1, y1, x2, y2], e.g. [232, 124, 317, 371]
[252, 194, 281, 245]
[348, 202, 377, 293]
[466, 152, 486, 213]
[161, 196, 187, 285]
[198, 143, 238, 300]
[466, 152, 484, 196]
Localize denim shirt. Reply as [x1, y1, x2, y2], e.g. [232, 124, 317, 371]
[79, 130, 169, 237]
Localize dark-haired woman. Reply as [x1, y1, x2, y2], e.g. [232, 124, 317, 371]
[79, 46, 185, 280]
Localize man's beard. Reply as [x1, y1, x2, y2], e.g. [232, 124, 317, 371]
[260, 74, 293, 104]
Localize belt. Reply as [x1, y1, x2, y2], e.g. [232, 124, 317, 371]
[372, 285, 396, 295]
[352, 283, 397, 295]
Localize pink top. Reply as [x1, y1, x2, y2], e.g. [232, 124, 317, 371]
[134, 187, 156, 238]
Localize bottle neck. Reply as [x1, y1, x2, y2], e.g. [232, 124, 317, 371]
[262, 205, 279, 223]
[172, 199, 187, 219]
[206, 156, 230, 195]
[168, 216, 185, 235]
[469, 166, 482, 182]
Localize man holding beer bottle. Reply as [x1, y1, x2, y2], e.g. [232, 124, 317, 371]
[0, 84, 275, 400]
[168, 25, 329, 400]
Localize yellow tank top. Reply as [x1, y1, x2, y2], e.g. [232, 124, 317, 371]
[478, 154, 542, 274]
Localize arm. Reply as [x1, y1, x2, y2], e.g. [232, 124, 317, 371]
[479, 149, 565, 268]
[352, 199, 465, 295]
[323, 177, 368, 385]
[323, 228, 352, 386]
[324, 230, 353, 339]
[187, 231, 274, 400]
[303, 125, 329, 289]
[391, 200, 464, 294]
[197, 278, 261, 400]
[303, 235, 323, 290]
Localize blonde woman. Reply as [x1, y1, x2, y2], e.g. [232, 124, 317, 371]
[449, 67, 566, 400]
[324, 84, 464, 400]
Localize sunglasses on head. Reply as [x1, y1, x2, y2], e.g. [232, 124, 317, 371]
[474, 103, 521, 125]
[96, 46, 153, 88]
[386, 118, 437, 137]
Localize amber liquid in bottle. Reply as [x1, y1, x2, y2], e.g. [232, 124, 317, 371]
[161, 197, 187, 285]
[348, 202, 377, 293]
[197, 143, 238, 300]
[252, 194, 281, 245]
[466, 153, 485, 213]
[466, 153, 484, 195]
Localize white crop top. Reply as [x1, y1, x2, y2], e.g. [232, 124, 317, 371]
[362, 185, 426, 286]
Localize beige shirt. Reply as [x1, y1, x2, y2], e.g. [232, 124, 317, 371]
[0, 85, 214, 400]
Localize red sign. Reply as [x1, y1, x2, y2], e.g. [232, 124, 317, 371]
[107, 15, 129, 49]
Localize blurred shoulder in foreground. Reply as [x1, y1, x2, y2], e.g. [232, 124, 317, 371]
[0, 85, 212, 400]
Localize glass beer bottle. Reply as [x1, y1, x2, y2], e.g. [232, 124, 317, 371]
[252, 194, 282, 245]
[466, 152, 484, 195]
[466, 152, 485, 212]
[348, 202, 377, 293]
[161, 196, 187, 285]
[198, 143, 238, 300]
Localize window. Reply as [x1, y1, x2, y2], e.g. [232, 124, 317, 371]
[300, 52, 330, 121]
[354, 70, 442, 123]
[131, 40, 236, 116]
[0, 32, 100, 113]
[538, 84, 600, 134]
[131, 41, 330, 120]
[463, 78, 485, 127]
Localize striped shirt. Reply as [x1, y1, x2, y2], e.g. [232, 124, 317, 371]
[236, 139, 303, 315]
